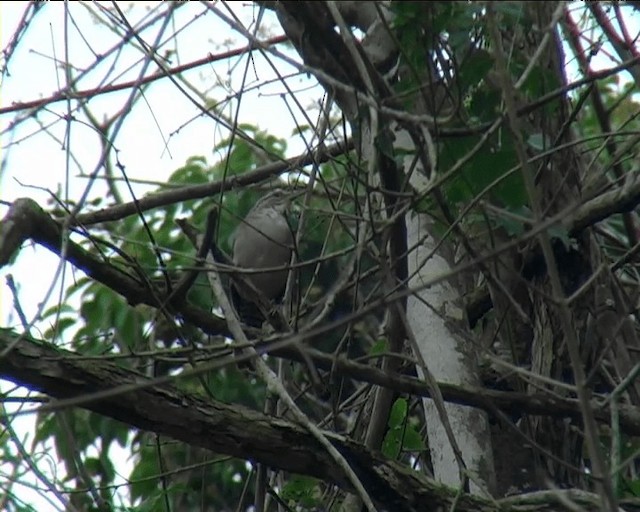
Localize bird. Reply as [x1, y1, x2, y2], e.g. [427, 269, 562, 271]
[230, 190, 293, 325]
[229, 190, 324, 392]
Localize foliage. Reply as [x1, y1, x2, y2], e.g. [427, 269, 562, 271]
[381, 398, 425, 459]
[1, 2, 640, 511]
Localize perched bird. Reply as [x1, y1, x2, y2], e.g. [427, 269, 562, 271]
[231, 190, 293, 325]
[229, 190, 324, 391]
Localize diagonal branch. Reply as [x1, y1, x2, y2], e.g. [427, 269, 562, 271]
[0, 197, 230, 335]
[4, 198, 640, 436]
[0, 330, 636, 512]
[70, 140, 353, 226]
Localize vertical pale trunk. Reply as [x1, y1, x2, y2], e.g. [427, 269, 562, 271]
[405, 172, 494, 496]
[276, 0, 496, 496]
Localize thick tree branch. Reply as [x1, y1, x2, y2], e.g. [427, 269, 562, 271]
[2, 197, 640, 437]
[0, 332, 475, 512]
[1, 331, 638, 512]
[0, 198, 230, 335]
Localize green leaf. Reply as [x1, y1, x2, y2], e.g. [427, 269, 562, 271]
[388, 398, 408, 429]
[382, 425, 403, 459]
[369, 339, 388, 356]
[382, 398, 409, 458]
[548, 224, 574, 251]
[84, 456, 102, 477]
[129, 450, 160, 501]
[626, 477, 640, 497]
[42, 317, 76, 340]
[281, 475, 321, 508]
[401, 424, 426, 452]
[382, 398, 425, 458]
[459, 50, 494, 89]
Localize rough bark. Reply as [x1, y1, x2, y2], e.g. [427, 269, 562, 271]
[1, 331, 637, 512]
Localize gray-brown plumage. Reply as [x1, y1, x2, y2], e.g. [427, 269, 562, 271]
[231, 190, 293, 325]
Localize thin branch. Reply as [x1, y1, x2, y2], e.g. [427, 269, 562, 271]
[1, 330, 637, 512]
